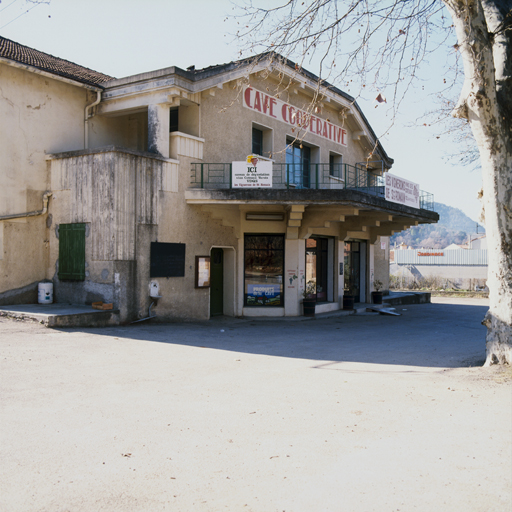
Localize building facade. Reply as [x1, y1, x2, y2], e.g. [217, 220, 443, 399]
[0, 39, 438, 322]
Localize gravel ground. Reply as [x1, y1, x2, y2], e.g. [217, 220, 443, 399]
[1, 297, 510, 512]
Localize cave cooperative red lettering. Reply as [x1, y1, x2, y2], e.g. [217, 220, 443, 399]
[243, 86, 347, 147]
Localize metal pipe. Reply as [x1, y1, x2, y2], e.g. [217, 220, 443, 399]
[0, 191, 52, 221]
[84, 90, 102, 149]
[130, 302, 157, 324]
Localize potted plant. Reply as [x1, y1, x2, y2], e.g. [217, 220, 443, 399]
[343, 285, 355, 310]
[372, 279, 384, 304]
[302, 280, 317, 316]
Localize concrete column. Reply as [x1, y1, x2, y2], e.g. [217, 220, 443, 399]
[148, 104, 170, 158]
[369, 243, 375, 296]
[237, 237, 244, 316]
[284, 238, 304, 316]
[338, 240, 345, 305]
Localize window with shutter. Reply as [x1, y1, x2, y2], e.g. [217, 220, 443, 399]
[58, 223, 86, 281]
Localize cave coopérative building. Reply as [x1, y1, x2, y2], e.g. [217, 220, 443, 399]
[0, 38, 438, 322]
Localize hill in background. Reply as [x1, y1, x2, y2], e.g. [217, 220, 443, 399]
[390, 202, 485, 249]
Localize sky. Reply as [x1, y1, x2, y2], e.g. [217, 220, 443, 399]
[0, 0, 484, 225]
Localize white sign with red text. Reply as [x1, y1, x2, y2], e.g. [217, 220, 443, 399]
[385, 173, 420, 208]
[243, 86, 348, 147]
[232, 155, 273, 188]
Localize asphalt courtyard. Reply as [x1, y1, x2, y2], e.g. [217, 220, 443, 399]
[1, 297, 511, 512]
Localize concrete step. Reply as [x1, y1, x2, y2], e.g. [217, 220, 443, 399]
[0, 304, 120, 328]
[383, 291, 431, 306]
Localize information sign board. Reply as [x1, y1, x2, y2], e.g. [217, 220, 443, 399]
[232, 156, 272, 188]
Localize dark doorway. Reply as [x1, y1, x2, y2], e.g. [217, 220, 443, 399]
[306, 237, 329, 302]
[210, 248, 223, 317]
[344, 241, 361, 302]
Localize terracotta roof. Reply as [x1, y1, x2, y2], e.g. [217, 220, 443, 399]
[0, 37, 113, 87]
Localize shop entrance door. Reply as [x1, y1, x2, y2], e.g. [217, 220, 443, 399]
[344, 241, 363, 303]
[306, 237, 329, 302]
[210, 248, 223, 317]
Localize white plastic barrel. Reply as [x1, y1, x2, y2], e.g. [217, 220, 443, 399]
[38, 282, 53, 304]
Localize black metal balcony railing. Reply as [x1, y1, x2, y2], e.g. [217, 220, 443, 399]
[190, 163, 435, 211]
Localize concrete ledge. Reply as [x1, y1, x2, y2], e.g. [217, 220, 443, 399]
[0, 304, 120, 328]
[383, 291, 431, 306]
[242, 307, 284, 317]
[315, 302, 340, 314]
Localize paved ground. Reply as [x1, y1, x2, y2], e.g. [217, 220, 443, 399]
[1, 297, 510, 512]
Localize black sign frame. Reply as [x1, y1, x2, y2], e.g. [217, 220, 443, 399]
[150, 242, 186, 278]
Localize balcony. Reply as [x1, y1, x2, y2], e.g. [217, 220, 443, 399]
[189, 162, 435, 211]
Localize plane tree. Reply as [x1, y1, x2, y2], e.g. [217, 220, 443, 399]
[236, 0, 512, 364]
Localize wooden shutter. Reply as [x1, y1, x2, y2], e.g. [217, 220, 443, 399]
[58, 223, 86, 281]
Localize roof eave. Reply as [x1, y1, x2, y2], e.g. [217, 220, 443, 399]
[0, 56, 104, 91]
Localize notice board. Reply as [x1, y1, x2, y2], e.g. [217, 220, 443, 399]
[150, 242, 186, 277]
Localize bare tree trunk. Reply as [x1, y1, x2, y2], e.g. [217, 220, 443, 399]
[443, 0, 512, 364]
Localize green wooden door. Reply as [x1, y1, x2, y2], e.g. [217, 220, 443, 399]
[58, 223, 86, 281]
[210, 248, 223, 317]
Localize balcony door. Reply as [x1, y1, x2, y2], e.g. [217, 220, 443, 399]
[286, 141, 310, 188]
[344, 241, 367, 303]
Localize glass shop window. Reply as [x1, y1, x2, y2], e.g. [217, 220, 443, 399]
[244, 234, 284, 307]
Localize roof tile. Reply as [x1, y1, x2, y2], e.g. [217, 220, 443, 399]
[0, 36, 113, 87]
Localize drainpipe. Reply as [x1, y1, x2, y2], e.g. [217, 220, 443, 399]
[84, 91, 102, 149]
[0, 191, 52, 221]
[130, 302, 157, 323]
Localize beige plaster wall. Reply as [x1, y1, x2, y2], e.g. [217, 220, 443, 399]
[199, 74, 374, 167]
[179, 104, 200, 137]
[0, 63, 89, 295]
[148, 159, 239, 321]
[88, 111, 147, 152]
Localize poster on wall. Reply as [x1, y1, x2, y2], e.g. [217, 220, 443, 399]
[232, 155, 273, 188]
[287, 270, 298, 288]
[246, 284, 282, 306]
[385, 173, 420, 209]
[195, 256, 210, 288]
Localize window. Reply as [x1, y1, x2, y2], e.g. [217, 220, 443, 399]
[286, 140, 311, 188]
[251, 123, 273, 157]
[252, 127, 263, 155]
[329, 153, 343, 178]
[169, 108, 179, 132]
[244, 234, 284, 307]
[58, 223, 86, 281]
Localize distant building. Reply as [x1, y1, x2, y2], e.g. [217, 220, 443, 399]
[390, 243, 488, 290]
[467, 234, 487, 250]
[443, 243, 464, 250]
